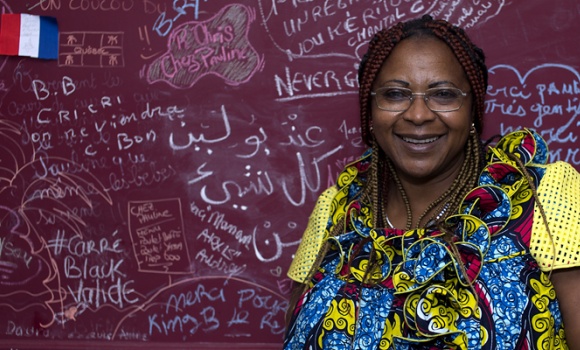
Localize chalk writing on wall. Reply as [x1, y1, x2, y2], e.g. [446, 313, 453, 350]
[0, 0, 579, 348]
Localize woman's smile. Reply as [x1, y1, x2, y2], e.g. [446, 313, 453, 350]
[400, 135, 441, 144]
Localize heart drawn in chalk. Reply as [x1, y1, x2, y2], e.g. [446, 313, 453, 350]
[270, 266, 282, 277]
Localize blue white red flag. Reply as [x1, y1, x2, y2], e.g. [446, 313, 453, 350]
[0, 14, 58, 59]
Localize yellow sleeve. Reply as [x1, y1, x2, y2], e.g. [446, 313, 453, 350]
[287, 186, 338, 283]
[531, 161, 580, 271]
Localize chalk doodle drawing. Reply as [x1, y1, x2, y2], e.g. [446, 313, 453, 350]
[0, 119, 113, 327]
[146, 4, 263, 88]
[59, 32, 125, 68]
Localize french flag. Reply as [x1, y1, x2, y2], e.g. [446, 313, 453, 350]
[0, 14, 58, 59]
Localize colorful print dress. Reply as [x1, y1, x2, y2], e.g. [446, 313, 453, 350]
[284, 129, 580, 349]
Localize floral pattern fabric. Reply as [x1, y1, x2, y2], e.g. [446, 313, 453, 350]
[284, 129, 568, 350]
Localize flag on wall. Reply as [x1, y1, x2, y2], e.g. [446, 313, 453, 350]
[0, 14, 58, 59]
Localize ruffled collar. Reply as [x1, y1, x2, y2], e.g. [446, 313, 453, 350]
[329, 128, 549, 347]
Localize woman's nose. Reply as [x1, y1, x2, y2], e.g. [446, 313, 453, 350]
[402, 96, 436, 124]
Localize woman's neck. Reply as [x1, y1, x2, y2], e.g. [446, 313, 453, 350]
[385, 164, 463, 229]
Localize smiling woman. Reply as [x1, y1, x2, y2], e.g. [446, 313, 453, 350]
[370, 37, 474, 225]
[284, 15, 580, 350]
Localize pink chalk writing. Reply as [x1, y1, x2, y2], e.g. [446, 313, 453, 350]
[147, 4, 262, 88]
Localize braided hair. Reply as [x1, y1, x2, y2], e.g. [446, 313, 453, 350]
[356, 15, 488, 230]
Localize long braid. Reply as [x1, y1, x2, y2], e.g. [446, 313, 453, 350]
[369, 139, 383, 228]
[386, 159, 413, 229]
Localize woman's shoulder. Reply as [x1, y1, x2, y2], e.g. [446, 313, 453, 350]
[286, 185, 338, 283]
[485, 128, 580, 271]
[286, 149, 372, 283]
[532, 160, 580, 271]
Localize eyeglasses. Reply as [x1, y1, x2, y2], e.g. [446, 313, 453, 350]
[371, 87, 469, 112]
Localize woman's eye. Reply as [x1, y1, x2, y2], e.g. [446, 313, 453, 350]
[430, 89, 459, 100]
[382, 89, 409, 100]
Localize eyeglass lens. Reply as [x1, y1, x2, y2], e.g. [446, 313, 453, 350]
[374, 87, 465, 112]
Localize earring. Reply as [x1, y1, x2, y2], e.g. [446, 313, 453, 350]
[470, 123, 476, 134]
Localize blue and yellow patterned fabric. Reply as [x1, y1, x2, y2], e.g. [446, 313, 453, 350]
[285, 129, 580, 349]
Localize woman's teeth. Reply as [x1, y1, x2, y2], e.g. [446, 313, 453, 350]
[402, 136, 439, 144]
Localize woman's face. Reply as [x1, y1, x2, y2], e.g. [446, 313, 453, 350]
[371, 36, 473, 183]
